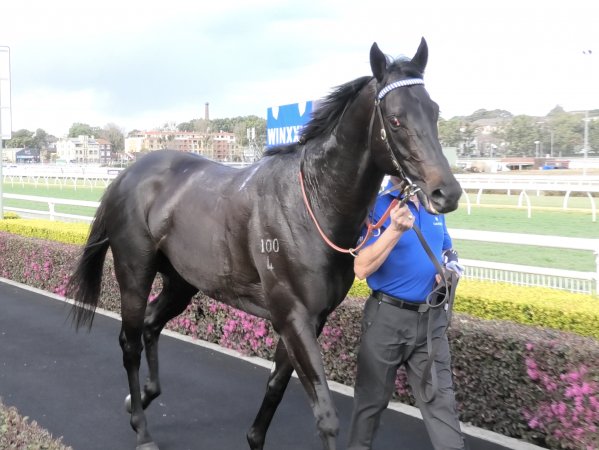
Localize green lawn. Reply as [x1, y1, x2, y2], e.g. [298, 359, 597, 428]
[447, 204, 598, 238]
[453, 241, 593, 272]
[1, 184, 104, 216]
[1, 182, 597, 272]
[447, 198, 597, 272]
[1, 183, 104, 201]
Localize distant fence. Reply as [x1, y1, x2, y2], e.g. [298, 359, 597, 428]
[1, 165, 121, 189]
[455, 174, 599, 221]
[2, 193, 597, 295]
[2, 193, 98, 223]
[449, 228, 599, 295]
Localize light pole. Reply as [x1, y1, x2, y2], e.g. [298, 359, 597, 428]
[534, 140, 540, 158]
[582, 49, 593, 176]
[0, 46, 12, 220]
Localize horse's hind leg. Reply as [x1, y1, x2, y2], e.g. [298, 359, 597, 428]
[247, 339, 294, 450]
[113, 248, 159, 450]
[139, 266, 198, 410]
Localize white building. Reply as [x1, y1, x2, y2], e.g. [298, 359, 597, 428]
[55, 135, 111, 164]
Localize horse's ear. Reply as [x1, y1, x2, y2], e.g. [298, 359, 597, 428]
[411, 37, 428, 73]
[370, 42, 387, 82]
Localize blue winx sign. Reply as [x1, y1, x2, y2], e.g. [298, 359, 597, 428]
[266, 101, 318, 147]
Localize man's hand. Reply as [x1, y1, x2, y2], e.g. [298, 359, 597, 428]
[389, 203, 414, 233]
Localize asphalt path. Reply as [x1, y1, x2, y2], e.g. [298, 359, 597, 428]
[0, 280, 528, 450]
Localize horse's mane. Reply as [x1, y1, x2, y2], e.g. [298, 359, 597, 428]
[300, 76, 372, 143]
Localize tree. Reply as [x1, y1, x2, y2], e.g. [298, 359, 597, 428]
[211, 118, 234, 133]
[547, 105, 566, 116]
[234, 115, 266, 149]
[437, 118, 463, 147]
[68, 123, 99, 138]
[5, 129, 34, 148]
[191, 119, 210, 133]
[32, 128, 50, 150]
[465, 109, 512, 122]
[545, 113, 584, 156]
[99, 123, 125, 154]
[500, 115, 540, 156]
[177, 121, 195, 132]
[460, 123, 477, 155]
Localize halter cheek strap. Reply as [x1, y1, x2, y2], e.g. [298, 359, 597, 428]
[372, 78, 424, 181]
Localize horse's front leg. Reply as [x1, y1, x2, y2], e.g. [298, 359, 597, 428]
[247, 339, 294, 450]
[278, 312, 339, 450]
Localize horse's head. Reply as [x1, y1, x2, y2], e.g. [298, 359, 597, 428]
[368, 38, 461, 214]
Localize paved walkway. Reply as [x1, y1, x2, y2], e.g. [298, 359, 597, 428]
[0, 280, 539, 450]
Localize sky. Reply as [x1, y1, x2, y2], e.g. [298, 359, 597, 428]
[0, 0, 598, 137]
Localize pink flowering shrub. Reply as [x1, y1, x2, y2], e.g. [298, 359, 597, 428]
[166, 296, 277, 360]
[450, 317, 599, 448]
[523, 343, 599, 449]
[2, 231, 599, 449]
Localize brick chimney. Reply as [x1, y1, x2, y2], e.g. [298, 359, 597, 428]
[205, 102, 210, 121]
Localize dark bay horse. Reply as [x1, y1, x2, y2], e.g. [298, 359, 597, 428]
[67, 38, 461, 450]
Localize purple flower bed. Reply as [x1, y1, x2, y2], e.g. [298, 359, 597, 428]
[1, 231, 598, 449]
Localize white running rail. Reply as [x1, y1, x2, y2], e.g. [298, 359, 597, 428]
[449, 228, 599, 295]
[455, 174, 599, 221]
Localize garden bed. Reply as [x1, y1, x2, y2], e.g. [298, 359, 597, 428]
[0, 231, 597, 449]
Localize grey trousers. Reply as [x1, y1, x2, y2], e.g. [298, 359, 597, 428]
[347, 296, 465, 450]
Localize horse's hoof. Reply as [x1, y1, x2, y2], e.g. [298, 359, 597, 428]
[136, 443, 159, 450]
[125, 394, 132, 413]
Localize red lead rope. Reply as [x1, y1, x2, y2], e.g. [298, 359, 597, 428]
[299, 171, 398, 257]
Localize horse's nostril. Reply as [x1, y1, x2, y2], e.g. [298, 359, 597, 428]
[431, 187, 461, 213]
[431, 188, 445, 202]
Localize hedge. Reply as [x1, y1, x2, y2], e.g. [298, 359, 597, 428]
[1, 227, 598, 449]
[349, 279, 599, 340]
[3, 218, 597, 340]
[0, 218, 89, 245]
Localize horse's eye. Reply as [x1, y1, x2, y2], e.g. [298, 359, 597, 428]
[388, 116, 401, 128]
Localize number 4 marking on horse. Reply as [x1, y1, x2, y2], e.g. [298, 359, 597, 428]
[260, 238, 279, 271]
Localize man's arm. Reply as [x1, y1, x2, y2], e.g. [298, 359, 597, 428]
[354, 203, 414, 279]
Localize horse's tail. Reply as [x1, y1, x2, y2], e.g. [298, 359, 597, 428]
[67, 199, 110, 330]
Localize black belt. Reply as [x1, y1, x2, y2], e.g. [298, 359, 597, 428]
[372, 291, 425, 312]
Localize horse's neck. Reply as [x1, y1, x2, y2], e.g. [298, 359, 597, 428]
[304, 86, 384, 229]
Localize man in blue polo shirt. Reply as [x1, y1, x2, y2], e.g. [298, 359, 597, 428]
[347, 177, 465, 450]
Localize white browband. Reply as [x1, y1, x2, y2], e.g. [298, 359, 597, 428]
[377, 78, 424, 100]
